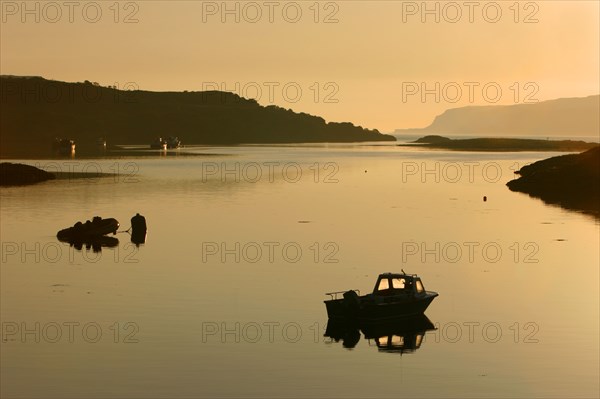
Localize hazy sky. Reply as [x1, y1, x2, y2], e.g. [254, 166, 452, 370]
[1, 1, 598, 131]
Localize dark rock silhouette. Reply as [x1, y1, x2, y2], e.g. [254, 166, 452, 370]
[1, 76, 395, 157]
[507, 146, 600, 217]
[0, 163, 55, 186]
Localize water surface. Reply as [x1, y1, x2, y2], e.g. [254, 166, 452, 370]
[1, 144, 598, 398]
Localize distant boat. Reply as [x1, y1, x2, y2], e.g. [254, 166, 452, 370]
[150, 136, 181, 150]
[96, 137, 107, 150]
[165, 136, 181, 149]
[324, 272, 438, 321]
[150, 137, 167, 150]
[52, 138, 75, 155]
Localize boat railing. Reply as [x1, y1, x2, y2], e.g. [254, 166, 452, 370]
[325, 290, 361, 300]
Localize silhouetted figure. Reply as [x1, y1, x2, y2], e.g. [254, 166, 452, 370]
[483, 196, 487, 202]
[131, 213, 147, 246]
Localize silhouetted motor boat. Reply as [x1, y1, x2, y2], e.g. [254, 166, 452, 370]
[56, 216, 119, 240]
[324, 271, 438, 321]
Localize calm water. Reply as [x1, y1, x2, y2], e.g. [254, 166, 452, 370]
[1, 144, 598, 398]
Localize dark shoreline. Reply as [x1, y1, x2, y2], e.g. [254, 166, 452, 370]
[0, 163, 56, 186]
[0, 162, 117, 186]
[506, 146, 600, 218]
[400, 135, 598, 152]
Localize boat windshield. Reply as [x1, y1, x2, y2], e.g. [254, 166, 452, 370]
[377, 278, 390, 291]
[377, 277, 413, 293]
[391, 278, 405, 289]
[416, 280, 424, 293]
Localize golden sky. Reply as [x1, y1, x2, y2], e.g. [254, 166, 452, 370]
[1, 0, 598, 131]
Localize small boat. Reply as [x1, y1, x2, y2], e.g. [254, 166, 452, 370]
[150, 137, 167, 150]
[165, 136, 181, 149]
[57, 216, 119, 240]
[324, 271, 438, 321]
[150, 136, 181, 150]
[96, 137, 107, 150]
[52, 138, 76, 155]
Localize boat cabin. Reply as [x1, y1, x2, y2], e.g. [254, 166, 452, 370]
[372, 273, 426, 296]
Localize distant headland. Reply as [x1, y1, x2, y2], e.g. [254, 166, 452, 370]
[404, 135, 598, 152]
[395, 95, 600, 138]
[0, 75, 395, 157]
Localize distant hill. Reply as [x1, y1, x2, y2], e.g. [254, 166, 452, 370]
[395, 95, 600, 137]
[0, 76, 394, 157]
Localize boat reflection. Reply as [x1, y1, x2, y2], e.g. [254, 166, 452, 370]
[324, 314, 436, 354]
[57, 235, 119, 253]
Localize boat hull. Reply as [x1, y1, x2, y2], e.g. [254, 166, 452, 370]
[325, 292, 438, 321]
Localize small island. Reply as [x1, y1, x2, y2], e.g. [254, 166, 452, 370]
[404, 135, 598, 152]
[506, 146, 600, 217]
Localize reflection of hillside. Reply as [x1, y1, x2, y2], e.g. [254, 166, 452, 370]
[325, 315, 436, 355]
